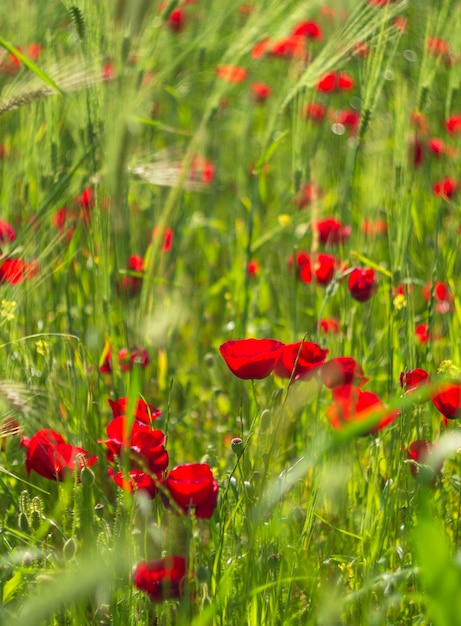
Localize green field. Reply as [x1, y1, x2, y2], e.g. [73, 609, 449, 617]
[1, 1, 461, 624]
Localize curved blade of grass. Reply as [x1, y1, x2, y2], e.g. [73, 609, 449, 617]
[0, 37, 63, 95]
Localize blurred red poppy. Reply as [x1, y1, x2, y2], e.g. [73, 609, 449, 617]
[432, 177, 457, 198]
[274, 340, 328, 381]
[251, 82, 272, 103]
[190, 156, 215, 184]
[0, 219, 16, 244]
[406, 440, 442, 485]
[133, 556, 188, 603]
[314, 253, 337, 285]
[320, 357, 368, 388]
[432, 383, 461, 419]
[312, 218, 351, 245]
[0, 259, 38, 284]
[109, 468, 158, 498]
[295, 183, 322, 208]
[399, 369, 430, 394]
[219, 338, 284, 379]
[216, 65, 248, 83]
[326, 385, 399, 434]
[428, 37, 450, 57]
[153, 226, 174, 252]
[291, 20, 323, 40]
[421, 280, 453, 314]
[317, 71, 355, 93]
[288, 251, 312, 283]
[319, 318, 341, 334]
[304, 102, 327, 123]
[362, 218, 387, 237]
[333, 109, 360, 134]
[252, 38, 270, 59]
[167, 8, 185, 32]
[108, 398, 162, 424]
[163, 463, 219, 518]
[415, 324, 430, 343]
[446, 115, 461, 134]
[348, 268, 377, 302]
[121, 254, 144, 296]
[23, 429, 97, 481]
[427, 138, 446, 156]
[247, 260, 260, 276]
[269, 36, 306, 59]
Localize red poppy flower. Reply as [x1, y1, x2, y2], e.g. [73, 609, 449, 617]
[422, 280, 453, 314]
[317, 71, 355, 93]
[133, 556, 188, 603]
[314, 253, 337, 285]
[269, 36, 306, 59]
[333, 109, 360, 134]
[348, 268, 377, 302]
[0, 219, 16, 244]
[432, 383, 461, 419]
[362, 218, 388, 237]
[23, 429, 98, 481]
[219, 338, 284, 379]
[320, 357, 368, 389]
[251, 38, 270, 59]
[251, 82, 272, 103]
[312, 218, 351, 245]
[101, 417, 169, 473]
[294, 182, 322, 209]
[304, 102, 327, 123]
[326, 385, 399, 434]
[288, 251, 312, 283]
[216, 65, 248, 83]
[163, 463, 219, 518]
[432, 177, 457, 198]
[108, 398, 162, 424]
[121, 254, 144, 296]
[167, 8, 185, 32]
[190, 156, 215, 184]
[399, 368, 430, 394]
[0, 259, 38, 284]
[153, 226, 174, 252]
[406, 440, 442, 484]
[446, 115, 461, 134]
[415, 323, 430, 343]
[428, 37, 450, 57]
[319, 318, 341, 334]
[291, 20, 323, 41]
[109, 468, 158, 498]
[247, 260, 260, 276]
[274, 340, 328, 381]
[427, 138, 446, 156]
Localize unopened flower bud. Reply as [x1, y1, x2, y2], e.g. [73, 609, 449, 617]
[260, 409, 271, 433]
[63, 537, 77, 560]
[231, 437, 244, 457]
[80, 466, 95, 487]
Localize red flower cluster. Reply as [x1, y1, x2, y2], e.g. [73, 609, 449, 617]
[0, 258, 39, 284]
[99, 346, 149, 374]
[316, 71, 355, 93]
[288, 251, 338, 286]
[219, 338, 329, 382]
[100, 397, 219, 518]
